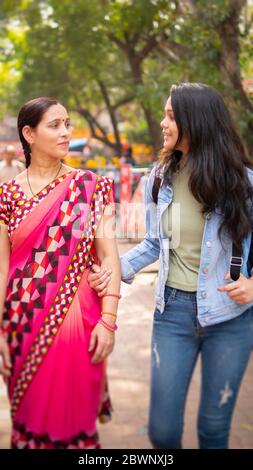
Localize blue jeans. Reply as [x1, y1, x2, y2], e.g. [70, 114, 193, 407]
[148, 286, 253, 449]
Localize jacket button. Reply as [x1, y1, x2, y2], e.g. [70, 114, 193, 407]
[206, 240, 212, 247]
[203, 267, 208, 274]
[201, 291, 207, 298]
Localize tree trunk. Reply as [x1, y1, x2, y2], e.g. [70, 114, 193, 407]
[217, 0, 253, 155]
[97, 80, 123, 157]
[127, 48, 161, 155]
[77, 107, 119, 152]
[142, 106, 162, 153]
[110, 34, 162, 156]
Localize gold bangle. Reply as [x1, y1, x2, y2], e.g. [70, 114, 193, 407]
[101, 311, 117, 318]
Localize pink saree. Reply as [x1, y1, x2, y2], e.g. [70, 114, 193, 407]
[1, 169, 113, 449]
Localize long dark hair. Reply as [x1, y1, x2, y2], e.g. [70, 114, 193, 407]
[158, 82, 253, 249]
[17, 97, 59, 168]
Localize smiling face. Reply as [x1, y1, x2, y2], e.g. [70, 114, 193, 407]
[160, 96, 189, 155]
[22, 103, 71, 160]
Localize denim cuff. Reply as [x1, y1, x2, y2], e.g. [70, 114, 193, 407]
[120, 256, 135, 284]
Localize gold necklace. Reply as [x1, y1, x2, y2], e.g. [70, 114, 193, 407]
[27, 162, 63, 197]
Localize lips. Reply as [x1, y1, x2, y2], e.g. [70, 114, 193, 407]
[58, 141, 69, 146]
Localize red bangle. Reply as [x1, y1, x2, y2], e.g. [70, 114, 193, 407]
[102, 293, 121, 299]
[99, 318, 118, 332]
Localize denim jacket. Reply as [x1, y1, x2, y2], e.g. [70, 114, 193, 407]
[120, 166, 253, 327]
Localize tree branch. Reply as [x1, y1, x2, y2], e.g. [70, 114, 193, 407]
[77, 106, 119, 150]
[112, 95, 136, 110]
[138, 35, 158, 63]
[97, 79, 122, 153]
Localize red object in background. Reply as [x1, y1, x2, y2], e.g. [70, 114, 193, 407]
[120, 164, 132, 202]
[242, 79, 253, 95]
[120, 164, 132, 236]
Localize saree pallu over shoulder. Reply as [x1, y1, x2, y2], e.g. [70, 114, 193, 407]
[3, 170, 114, 449]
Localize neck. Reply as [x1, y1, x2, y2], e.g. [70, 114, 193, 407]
[29, 155, 62, 178]
[180, 153, 188, 163]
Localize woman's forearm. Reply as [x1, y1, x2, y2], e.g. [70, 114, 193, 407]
[99, 254, 121, 320]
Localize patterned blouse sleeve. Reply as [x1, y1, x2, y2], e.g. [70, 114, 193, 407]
[0, 185, 10, 226]
[103, 177, 115, 207]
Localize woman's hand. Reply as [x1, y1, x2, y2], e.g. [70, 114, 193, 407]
[217, 272, 253, 304]
[88, 321, 115, 364]
[0, 334, 11, 377]
[87, 264, 112, 297]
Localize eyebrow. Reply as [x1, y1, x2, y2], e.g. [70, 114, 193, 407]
[48, 117, 70, 123]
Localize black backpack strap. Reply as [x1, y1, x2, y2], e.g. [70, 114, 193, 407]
[230, 243, 243, 281]
[152, 176, 161, 204]
[247, 231, 253, 276]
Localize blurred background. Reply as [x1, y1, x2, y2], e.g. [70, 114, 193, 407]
[0, 0, 253, 449]
[0, 0, 252, 229]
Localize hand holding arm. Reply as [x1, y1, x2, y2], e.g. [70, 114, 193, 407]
[88, 166, 160, 292]
[88, 198, 121, 364]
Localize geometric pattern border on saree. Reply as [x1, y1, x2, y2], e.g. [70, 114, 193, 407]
[6, 175, 113, 418]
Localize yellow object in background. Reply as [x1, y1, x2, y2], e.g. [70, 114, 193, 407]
[112, 157, 120, 167]
[95, 156, 106, 168]
[85, 159, 97, 169]
[64, 155, 82, 168]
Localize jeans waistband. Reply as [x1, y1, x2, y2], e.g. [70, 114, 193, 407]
[165, 285, 197, 301]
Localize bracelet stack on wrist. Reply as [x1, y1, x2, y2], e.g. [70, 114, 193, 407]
[102, 293, 121, 300]
[99, 318, 118, 332]
[101, 311, 117, 319]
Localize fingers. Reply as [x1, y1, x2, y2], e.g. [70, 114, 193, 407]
[88, 269, 112, 292]
[217, 273, 253, 304]
[225, 284, 252, 303]
[224, 287, 241, 300]
[0, 350, 11, 377]
[89, 268, 111, 283]
[2, 344, 11, 368]
[91, 264, 101, 274]
[91, 344, 105, 364]
[95, 278, 111, 295]
[91, 342, 114, 364]
[88, 330, 97, 353]
[217, 273, 245, 292]
[90, 325, 115, 364]
[98, 287, 108, 298]
[0, 364, 11, 377]
[94, 270, 112, 287]
[218, 282, 238, 292]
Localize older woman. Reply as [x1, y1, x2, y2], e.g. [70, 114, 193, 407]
[0, 97, 121, 449]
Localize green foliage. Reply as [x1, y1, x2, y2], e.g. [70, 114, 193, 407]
[0, 0, 252, 153]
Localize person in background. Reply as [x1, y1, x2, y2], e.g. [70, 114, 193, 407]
[0, 145, 25, 184]
[120, 144, 136, 166]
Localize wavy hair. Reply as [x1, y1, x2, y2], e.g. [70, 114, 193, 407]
[158, 82, 253, 249]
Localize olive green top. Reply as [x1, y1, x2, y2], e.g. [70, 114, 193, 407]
[163, 163, 204, 291]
